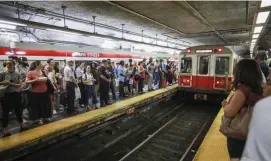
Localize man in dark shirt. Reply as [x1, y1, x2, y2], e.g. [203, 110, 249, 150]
[99, 60, 111, 107]
[107, 59, 116, 101]
[255, 51, 269, 79]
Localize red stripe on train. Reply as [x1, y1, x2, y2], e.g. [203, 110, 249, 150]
[0, 47, 142, 59]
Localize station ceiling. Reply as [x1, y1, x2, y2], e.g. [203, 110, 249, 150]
[0, 1, 261, 55]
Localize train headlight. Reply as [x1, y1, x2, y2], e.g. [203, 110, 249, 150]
[182, 78, 190, 83]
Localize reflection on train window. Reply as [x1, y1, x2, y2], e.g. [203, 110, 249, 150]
[198, 56, 209, 75]
[181, 57, 192, 73]
[215, 57, 229, 75]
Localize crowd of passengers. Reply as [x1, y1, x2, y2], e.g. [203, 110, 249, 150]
[221, 50, 271, 161]
[0, 56, 178, 137]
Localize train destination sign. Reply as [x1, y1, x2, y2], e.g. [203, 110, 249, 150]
[195, 49, 213, 53]
[72, 52, 100, 58]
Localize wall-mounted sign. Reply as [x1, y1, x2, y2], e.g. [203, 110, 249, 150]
[195, 49, 213, 53]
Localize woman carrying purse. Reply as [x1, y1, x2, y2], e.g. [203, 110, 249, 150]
[220, 59, 263, 161]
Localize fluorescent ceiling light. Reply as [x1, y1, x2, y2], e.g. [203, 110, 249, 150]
[0, 20, 26, 26]
[256, 11, 270, 24]
[0, 23, 16, 30]
[46, 28, 83, 36]
[252, 34, 259, 39]
[254, 26, 263, 34]
[261, 0, 271, 7]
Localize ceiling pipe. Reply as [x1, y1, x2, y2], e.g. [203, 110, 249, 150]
[105, 1, 186, 35]
[0, 16, 187, 50]
[0, 2, 189, 46]
[246, 1, 249, 25]
[2, 29, 95, 47]
[27, 31, 94, 47]
[182, 1, 230, 45]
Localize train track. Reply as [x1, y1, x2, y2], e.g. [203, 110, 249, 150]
[116, 105, 216, 161]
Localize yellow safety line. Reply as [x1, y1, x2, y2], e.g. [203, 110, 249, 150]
[193, 91, 235, 161]
[0, 84, 178, 152]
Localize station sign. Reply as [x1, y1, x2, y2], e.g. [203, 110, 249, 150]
[72, 52, 100, 58]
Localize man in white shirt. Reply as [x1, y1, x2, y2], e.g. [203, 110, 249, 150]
[241, 80, 271, 161]
[64, 58, 78, 114]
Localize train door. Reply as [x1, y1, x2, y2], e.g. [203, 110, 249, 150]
[195, 55, 211, 89]
[213, 55, 230, 90]
[179, 55, 193, 87]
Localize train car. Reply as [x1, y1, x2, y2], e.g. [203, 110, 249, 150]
[178, 45, 241, 101]
[0, 42, 178, 70]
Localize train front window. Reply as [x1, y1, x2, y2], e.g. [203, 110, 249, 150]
[198, 56, 209, 75]
[181, 57, 192, 73]
[215, 57, 229, 75]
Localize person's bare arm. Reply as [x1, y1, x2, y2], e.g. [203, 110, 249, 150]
[223, 89, 246, 117]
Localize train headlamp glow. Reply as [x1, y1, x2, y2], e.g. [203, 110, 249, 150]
[182, 78, 189, 83]
[216, 80, 225, 85]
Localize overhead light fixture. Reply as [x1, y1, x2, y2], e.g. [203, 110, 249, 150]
[0, 20, 27, 27]
[261, 0, 271, 7]
[251, 39, 257, 43]
[256, 11, 270, 24]
[253, 26, 263, 34]
[252, 34, 259, 39]
[0, 23, 16, 30]
[46, 28, 83, 36]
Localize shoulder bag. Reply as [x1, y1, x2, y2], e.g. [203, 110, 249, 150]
[42, 71, 55, 94]
[219, 85, 254, 140]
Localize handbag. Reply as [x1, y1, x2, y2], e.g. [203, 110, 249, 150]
[220, 104, 252, 140]
[46, 79, 55, 94]
[42, 71, 55, 94]
[219, 85, 255, 140]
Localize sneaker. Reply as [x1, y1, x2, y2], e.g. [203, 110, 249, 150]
[53, 110, 57, 115]
[2, 132, 11, 138]
[86, 106, 92, 112]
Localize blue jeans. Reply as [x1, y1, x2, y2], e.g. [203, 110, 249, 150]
[154, 72, 160, 86]
[84, 85, 97, 107]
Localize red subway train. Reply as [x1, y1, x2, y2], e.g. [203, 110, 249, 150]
[178, 45, 242, 101]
